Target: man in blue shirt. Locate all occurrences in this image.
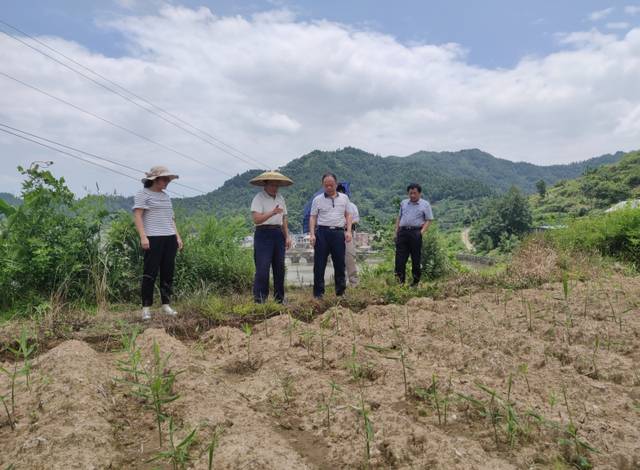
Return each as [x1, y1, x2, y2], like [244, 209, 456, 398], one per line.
[394, 183, 434, 286]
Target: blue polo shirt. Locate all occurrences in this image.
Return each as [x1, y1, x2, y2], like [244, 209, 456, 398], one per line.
[398, 198, 434, 227]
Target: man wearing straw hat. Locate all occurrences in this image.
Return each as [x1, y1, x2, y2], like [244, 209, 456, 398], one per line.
[250, 170, 293, 303]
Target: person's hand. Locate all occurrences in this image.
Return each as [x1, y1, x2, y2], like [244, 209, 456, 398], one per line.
[140, 235, 150, 250]
[285, 236, 292, 250]
[272, 205, 284, 216]
[177, 236, 184, 251]
[310, 234, 316, 247]
[345, 231, 352, 243]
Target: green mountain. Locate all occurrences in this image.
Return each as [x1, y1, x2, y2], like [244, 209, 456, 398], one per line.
[0, 193, 21, 207]
[175, 147, 625, 231]
[532, 150, 640, 223]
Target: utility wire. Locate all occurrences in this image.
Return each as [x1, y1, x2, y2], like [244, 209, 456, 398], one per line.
[0, 71, 233, 180]
[0, 122, 206, 195]
[0, 123, 192, 198]
[0, 19, 265, 170]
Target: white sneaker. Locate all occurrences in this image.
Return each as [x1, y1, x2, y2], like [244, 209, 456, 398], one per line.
[161, 304, 177, 317]
[142, 307, 152, 321]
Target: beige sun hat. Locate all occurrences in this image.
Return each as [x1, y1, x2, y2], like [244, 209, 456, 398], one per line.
[249, 170, 294, 187]
[141, 165, 179, 183]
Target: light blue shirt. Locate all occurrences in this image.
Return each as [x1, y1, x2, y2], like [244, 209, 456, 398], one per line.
[398, 198, 434, 227]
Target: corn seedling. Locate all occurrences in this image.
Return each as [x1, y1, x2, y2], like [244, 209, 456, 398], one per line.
[365, 343, 411, 396]
[241, 323, 253, 364]
[8, 329, 36, 391]
[591, 335, 600, 378]
[279, 373, 295, 407]
[350, 387, 374, 466]
[319, 317, 332, 368]
[300, 327, 316, 357]
[285, 314, 299, 347]
[206, 425, 225, 470]
[0, 362, 20, 419]
[518, 363, 531, 393]
[560, 385, 598, 468]
[148, 417, 198, 470]
[116, 328, 142, 383]
[432, 374, 442, 425]
[0, 394, 15, 430]
[130, 340, 181, 446]
[319, 380, 342, 432]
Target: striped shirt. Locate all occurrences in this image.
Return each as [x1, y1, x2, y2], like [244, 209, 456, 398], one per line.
[132, 189, 176, 236]
[348, 202, 360, 224]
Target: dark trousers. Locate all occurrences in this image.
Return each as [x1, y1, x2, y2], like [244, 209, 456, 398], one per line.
[142, 235, 178, 307]
[313, 227, 346, 298]
[395, 229, 422, 285]
[253, 227, 286, 303]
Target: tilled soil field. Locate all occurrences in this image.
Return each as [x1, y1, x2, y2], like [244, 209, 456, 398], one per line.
[1, 275, 639, 469]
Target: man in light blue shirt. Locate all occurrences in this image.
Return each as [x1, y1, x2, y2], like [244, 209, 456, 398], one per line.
[394, 183, 434, 285]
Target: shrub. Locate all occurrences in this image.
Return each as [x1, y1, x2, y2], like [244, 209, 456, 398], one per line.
[0, 167, 105, 310]
[548, 208, 640, 267]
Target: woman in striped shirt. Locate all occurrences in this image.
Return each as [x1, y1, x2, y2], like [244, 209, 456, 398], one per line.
[133, 166, 183, 320]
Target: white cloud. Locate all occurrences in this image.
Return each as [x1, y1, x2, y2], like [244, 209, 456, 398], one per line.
[589, 7, 614, 21]
[1, 5, 640, 196]
[606, 21, 631, 29]
[625, 5, 640, 15]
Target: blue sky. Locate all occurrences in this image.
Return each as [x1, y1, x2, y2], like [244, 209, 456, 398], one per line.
[6, 1, 636, 66]
[1, 1, 640, 195]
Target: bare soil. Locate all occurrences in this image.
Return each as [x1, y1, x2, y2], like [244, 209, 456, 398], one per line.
[1, 274, 639, 469]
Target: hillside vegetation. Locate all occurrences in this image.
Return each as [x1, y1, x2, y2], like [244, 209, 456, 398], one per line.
[532, 150, 640, 224]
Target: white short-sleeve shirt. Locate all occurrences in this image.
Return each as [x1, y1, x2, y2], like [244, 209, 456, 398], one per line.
[348, 202, 360, 224]
[251, 190, 287, 226]
[310, 192, 350, 227]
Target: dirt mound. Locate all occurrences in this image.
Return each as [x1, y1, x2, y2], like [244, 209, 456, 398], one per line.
[0, 340, 120, 469]
[2, 274, 639, 469]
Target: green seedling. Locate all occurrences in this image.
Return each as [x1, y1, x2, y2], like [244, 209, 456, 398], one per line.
[285, 314, 299, 347]
[350, 388, 374, 466]
[300, 328, 316, 357]
[319, 380, 342, 432]
[241, 323, 253, 364]
[591, 335, 600, 378]
[279, 373, 295, 407]
[148, 417, 197, 470]
[129, 340, 181, 446]
[518, 363, 531, 393]
[562, 271, 570, 301]
[319, 317, 332, 368]
[365, 343, 411, 396]
[560, 385, 598, 463]
[8, 329, 36, 391]
[0, 363, 19, 420]
[116, 328, 142, 383]
[206, 425, 225, 470]
[0, 394, 15, 430]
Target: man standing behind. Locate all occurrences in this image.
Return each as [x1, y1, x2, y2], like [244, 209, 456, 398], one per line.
[394, 183, 433, 286]
[250, 171, 293, 303]
[309, 173, 353, 298]
[337, 183, 360, 286]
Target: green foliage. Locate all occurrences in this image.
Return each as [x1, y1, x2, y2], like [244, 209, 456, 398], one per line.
[0, 167, 106, 310]
[421, 224, 454, 280]
[548, 208, 640, 267]
[536, 179, 547, 198]
[471, 186, 533, 253]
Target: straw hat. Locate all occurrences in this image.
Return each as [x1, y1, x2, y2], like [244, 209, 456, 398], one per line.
[249, 170, 293, 187]
[141, 166, 179, 183]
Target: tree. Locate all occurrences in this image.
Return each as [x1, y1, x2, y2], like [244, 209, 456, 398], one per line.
[536, 179, 546, 198]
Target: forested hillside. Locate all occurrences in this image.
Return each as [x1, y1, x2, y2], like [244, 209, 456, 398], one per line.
[532, 150, 640, 223]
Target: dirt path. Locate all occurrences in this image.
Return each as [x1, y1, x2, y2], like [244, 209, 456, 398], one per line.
[2, 275, 639, 469]
[461, 227, 474, 251]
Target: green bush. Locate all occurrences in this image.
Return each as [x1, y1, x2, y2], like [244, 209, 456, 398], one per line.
[0, 167, 105, 310]
[549, 208, 640, 267]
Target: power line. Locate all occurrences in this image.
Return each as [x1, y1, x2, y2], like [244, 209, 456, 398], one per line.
[0, 122, 206, 195]
[0, 71, 234, 180]
[0, 123, 201, 198]
[0, 19, 266, 170]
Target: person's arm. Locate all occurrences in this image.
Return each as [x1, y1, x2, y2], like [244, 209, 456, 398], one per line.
[251, 205, 283, 225]
[420, 219, 432, 235]
[344, 210, 353, 243]
[282, 215, 292, 249]
[172, 218, 184, 250]
[133, 208, 149, 250]
[309, 214, 317, 246]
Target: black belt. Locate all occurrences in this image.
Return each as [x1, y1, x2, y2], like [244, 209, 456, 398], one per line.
[255, 225, 282, 230]
[318, 225, 344, 231]
[400, 226, 422, 231]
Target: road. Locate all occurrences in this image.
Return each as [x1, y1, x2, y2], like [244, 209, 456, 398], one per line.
[461, 227, 474, 252]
